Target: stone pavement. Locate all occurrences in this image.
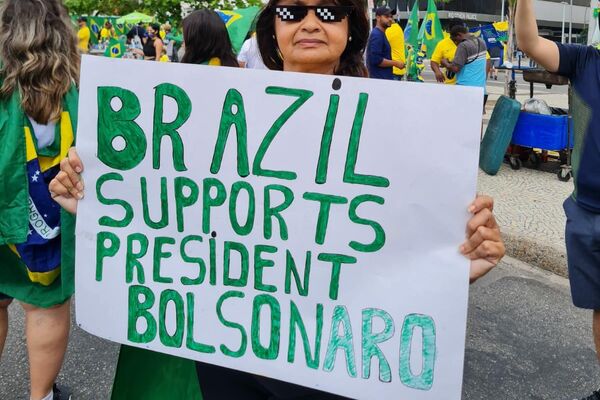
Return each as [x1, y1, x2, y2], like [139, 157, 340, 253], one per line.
[479, 74, 572, 277]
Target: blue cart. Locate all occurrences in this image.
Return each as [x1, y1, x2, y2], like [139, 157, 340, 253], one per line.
[505, 69, 573, 182]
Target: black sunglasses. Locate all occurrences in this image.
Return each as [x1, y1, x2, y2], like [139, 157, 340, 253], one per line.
[274, 5, 353, 23]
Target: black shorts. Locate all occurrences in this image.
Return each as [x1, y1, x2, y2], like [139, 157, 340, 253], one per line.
[196, 362, 351, 400]
[564, 197, 600, 309]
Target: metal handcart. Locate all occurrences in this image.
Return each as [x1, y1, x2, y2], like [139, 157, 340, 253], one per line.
[500, 67, 573, 182]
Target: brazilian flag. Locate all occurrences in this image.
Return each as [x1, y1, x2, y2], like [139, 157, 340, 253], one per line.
[417, 0, 444, 56]
[404, 0, 420, 52]
[216, 6, 260, 54]
[88, 17, 105, 45]
[104, 38, 126, 58]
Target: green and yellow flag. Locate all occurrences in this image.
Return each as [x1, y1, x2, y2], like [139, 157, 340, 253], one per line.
[104, 38, 126, 58]
[417, 0, 444, 56]
[217, 6, 260, 54]
[404, 0, 420, 51]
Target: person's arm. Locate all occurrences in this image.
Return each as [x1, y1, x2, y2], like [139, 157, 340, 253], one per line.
[430, 42, 445, 82]
[154, 39, 164, 61]
[237, 40, 250, 68]
[444, 43, 466, 73]
[515, 0, 559, 72]
[369, 32, 404, 69]
[431, 62, 445, 82]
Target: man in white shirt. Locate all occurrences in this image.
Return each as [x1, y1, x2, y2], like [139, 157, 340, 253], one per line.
[237, 35, 267, 69]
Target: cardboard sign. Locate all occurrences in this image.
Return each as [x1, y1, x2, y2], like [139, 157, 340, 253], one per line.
[75, 55, 483, 399]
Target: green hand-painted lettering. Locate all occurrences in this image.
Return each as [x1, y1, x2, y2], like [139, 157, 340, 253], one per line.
[362, 308, 394, 382]
[96, 231, 120, 282]
[97, 87, 146, 170]
[251, 294, 281, 360]
[303, 192, 348, 245]
[211, 89, 250, 177]
[349, 195, 386, 253]
[315, 94, 340, 184]
[288, 301, 323, 369]
[127, 285, 157, 343]
[343, 93, 390, 188]
[216, 290, 247, 358]
[126, 233, 148, 284]
[399, 314, 436, 390]
[263, 184, 294, 240]
[97, 173, 134, 228]
[152, 83, 191, 171]
[323, 305, 357, 377]
[252, 87, 313, 180]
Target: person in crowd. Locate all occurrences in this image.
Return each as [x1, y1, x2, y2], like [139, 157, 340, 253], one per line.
[0, 1, 79, 399]
[161, 23, 178, 61]
[488, 43, 503, 80]
[366, 6, 404, 79]
[127, 21, 147, 44]
[441, 25, 489, 109]
[76, 16, 90, 53]
[238, 32, 267, 69]
[430, 18, 466, 84]
[180, 9, 238, 66]
[385, 15, 406, 80]
[142, 23, 164, 61]
[50, 0, 505, 397]
[99, 21, 116, 43]
[516, 2, 600, 399]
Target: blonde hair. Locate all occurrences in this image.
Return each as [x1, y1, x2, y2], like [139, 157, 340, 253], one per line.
[0, 0, 80, 124]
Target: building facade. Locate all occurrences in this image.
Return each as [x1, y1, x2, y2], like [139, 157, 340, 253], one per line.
[391, 0, 597, 43]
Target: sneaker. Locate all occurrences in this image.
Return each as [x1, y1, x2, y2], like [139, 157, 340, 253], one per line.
[52, 383, 73, 400]
[577, 390, 600, 400]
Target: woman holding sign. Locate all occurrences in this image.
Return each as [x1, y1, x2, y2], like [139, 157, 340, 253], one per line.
[50, 0, 504, 397]
[0, 0, 78, 399]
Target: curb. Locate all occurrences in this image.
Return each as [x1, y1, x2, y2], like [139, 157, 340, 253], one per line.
[503, 231, 568, 278]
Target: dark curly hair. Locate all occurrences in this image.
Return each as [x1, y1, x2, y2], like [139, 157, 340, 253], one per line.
[181, 9, 238, 67]
[256, 0, 368, 77]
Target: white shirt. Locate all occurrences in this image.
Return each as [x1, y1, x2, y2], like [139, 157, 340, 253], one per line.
[237, 37, 267, 70]
[27, 116, 56, 150]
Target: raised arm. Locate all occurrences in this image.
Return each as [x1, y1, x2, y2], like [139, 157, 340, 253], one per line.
[515, 0, 560, 72]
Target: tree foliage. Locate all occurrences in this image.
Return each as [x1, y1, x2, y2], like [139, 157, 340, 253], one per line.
[64, 0, 263, 24]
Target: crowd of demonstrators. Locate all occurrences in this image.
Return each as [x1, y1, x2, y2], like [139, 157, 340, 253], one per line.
[366, 6, 404, 80]
[0, 0, 79, 399]
[516, 1, 600, 400]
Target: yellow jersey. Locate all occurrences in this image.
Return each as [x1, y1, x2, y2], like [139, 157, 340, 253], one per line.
[77, 26, 90, 53]
[385, 23, 407, 76]
[100, 28, 115, 41]
[430, 37, 457, 84]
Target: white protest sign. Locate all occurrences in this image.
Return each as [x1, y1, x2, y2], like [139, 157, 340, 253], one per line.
[75, 55, 483, 399]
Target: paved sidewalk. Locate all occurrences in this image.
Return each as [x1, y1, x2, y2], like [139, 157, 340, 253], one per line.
[480, 76, 572, 277]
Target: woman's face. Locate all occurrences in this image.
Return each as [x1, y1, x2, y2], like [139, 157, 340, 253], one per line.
[274, 0, 350, 74]
[147, 26, 157, 38]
